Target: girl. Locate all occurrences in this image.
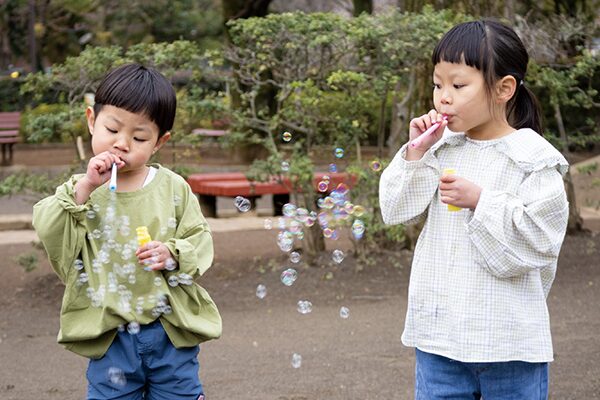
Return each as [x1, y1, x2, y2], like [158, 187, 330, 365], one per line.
[379, 20, 569, 399]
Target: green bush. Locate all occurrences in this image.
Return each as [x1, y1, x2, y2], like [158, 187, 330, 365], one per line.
[21, 103, 87, 143]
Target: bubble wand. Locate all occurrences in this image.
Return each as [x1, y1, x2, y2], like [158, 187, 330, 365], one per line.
[109, 163, 117, 192]
[410, 115, 448, 148]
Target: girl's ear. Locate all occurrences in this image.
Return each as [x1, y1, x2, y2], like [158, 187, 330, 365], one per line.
[85, 107, 95, 136]
[496, 76, 517, 104]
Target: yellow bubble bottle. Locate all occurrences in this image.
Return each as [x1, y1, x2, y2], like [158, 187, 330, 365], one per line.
[136, 226, 152, 247]
[442, 169, 462, 212]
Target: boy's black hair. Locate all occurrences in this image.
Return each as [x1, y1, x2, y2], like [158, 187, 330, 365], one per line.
[93, 63, 176, 138]
[432, 19, 542, 134]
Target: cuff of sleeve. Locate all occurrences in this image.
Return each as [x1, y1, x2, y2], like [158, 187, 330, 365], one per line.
[465, 188, 504, 234]
[164, 236, 214, 277]
[55, 175, 92, 221]
[396, 143, 440, 172]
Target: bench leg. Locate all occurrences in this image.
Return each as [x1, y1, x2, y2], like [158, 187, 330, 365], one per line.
[272, 194, 290, 216]
[1, 144, 7, 166]
[197, 195, 217, 218]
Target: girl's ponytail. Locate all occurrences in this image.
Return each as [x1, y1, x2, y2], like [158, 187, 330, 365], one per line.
[507, 82, 542, 134]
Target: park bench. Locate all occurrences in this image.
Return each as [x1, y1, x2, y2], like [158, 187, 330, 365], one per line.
[186, 172, 354, 218]
[0, 112, 21, 166]
[191, 128, 228, 138]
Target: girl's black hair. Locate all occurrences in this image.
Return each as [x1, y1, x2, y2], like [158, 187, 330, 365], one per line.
[432, 19, 542, 134]
[93, 63, 176, 137]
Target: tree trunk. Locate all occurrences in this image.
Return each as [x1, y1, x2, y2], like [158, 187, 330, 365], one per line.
[352, 0, 372, 15]
[387, 72, 415, 156]
[553, 101, 569, 151]
[28, 0, 37, 72]
[376, 85, 388, 158]
[564, 169, 584, 233]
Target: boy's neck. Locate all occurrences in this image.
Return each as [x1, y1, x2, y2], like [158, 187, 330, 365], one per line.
[112, 165, 151, 192]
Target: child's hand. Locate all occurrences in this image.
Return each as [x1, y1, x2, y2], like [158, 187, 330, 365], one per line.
[439, 173, 482, 210]
[408, 109, 448, 152]
[84, 151, 125, 189]
[136, 241, 178, 271]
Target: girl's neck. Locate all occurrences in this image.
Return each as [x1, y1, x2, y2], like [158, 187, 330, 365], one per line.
[465, 118, 515, 141]
[112, 165, 150, 192]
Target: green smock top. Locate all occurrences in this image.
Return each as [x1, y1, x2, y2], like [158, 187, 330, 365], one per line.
[33, 164, 222, 358]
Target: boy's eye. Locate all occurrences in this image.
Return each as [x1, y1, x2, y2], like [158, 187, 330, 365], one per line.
[134, 138, 147, 142]
[106, 127, 117, 133]
[453, 84, 465, 89]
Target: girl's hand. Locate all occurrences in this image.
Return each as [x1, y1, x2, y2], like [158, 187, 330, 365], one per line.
[408, 109, 448, 152]
[136, 241, 178, 271]
[84, 151, 125, 189]
[439, 173, 482, 210]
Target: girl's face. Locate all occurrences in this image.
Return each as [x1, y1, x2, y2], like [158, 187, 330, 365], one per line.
[433, 61, 509, 138]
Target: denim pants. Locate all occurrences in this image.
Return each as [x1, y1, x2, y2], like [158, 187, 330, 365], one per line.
[87, 320, 204, 400]
[415, 348, 548, 400]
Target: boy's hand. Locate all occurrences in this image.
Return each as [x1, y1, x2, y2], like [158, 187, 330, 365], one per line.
[84, 151, 125, 189]
[136, 241, 178, 271]
[439, 173, 482, 210]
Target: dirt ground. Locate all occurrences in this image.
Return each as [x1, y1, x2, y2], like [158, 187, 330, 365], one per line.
[0, 228, 598, 400]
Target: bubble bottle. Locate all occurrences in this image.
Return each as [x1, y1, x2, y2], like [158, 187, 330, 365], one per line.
[136, 226, 152, 247]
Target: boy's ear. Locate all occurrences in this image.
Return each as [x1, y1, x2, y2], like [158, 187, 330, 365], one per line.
[153, 131, 171, 153]
[85, 107, 95, 135]
[496, 75, 517, 104]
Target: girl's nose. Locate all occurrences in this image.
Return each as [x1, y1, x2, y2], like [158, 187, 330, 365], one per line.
[441, 91, 452, 105]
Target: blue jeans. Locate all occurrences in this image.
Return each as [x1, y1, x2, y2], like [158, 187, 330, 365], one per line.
[87, 320, 204, 400]
[415, 348, 548, 400]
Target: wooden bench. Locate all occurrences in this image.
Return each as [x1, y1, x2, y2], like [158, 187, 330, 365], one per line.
[186, 172, 354, 218]
[0, 112, 21, 166]
[191, 128, 228, 138]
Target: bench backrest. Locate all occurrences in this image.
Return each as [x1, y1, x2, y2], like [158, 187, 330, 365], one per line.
[0, 112, 21, 130]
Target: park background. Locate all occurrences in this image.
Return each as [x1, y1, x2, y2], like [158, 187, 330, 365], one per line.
[0, 0, 599, 399]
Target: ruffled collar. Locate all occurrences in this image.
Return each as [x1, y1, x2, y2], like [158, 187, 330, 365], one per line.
[431, 128, 569, 176]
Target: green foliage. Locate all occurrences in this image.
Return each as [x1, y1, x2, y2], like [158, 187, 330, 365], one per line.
[21, 103, 86, 143]
[577, 162, 598, 175]
[0, 170, 75, 199]
[13, 251, 39, 273]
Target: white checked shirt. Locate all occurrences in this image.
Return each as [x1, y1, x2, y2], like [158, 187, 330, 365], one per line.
[379, 128, 569, 363]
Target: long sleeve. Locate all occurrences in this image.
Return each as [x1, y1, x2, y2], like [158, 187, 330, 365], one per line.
[32, 175, 88, 282]
[379, 143, 440, 226]
[466, 166, 568, 278]
[164, 184, 214, 277]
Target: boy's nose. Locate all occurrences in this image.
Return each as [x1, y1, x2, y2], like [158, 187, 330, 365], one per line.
[113, 137, 129, 152]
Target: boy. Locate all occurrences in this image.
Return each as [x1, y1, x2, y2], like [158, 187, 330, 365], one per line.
[33, 63, 221, 399]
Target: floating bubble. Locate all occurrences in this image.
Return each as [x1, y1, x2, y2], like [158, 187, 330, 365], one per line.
[339, 306, 350, 319]
[289, 251, 301, 264]
[256, 284, 267, 299]
[352, 219, 365, 239]
[167, 217, 177, 229]
[317, 181, 328, 192]
[329, 163, 338, 173]
[370, 160, 382, 172]
[234, 196, 252, 212]
[295, 208, 309, 223]
[78, 272, 89, 284]
[344, 202, 354, 214]
[317, 198, 326, 208]
[86, 210, 96, 219]
[297, 300, 313, 314]
[281, 161, 290, 172]
[173, 195, 182, 206]
[74, 259, 84, 271]
[135, 305, 143, 315]
[165, 258, 177, 271]
[127, 322, 140, 335]
[92, 204, 100, 212]
[332, 249, 345, 264]
[353, 205, 366, 217]
[108, 367, 127, 387]
[334, 147, 344, 158]
[282, 131, 292, 142]
[291, 353, 302, 368]
[280, 268, 298, 286]
[277, 233, 294, 252]
[322, 197, 335, 209]
[128, 274, 136, 285]
[167, 275, 179, 287]
[335, 183, 350, 196]
[282, 203, 297, 217]
[323, 227, 334, 238]
[92, 229, 102, 239]
[153, 277, 162, 287]
[178, 273, 193, 285]
[264, 218, 273, 230]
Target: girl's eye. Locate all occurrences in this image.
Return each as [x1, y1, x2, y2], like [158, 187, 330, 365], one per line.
[453, 84, 465, 89]
[106, 127, 117, 133]
[432, 84, 441, 90]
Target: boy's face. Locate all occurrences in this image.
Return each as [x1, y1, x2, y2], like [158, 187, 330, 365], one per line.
[86, 105, 170, 173]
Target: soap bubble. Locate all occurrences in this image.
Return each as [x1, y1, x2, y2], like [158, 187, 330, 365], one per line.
[92, 229, 102, 239]
[92, 204, 100, 212]
[234, 196, 251, 212]
[281, 161, 290, 172]
[74, 259, 84, 271]
[173, 195, 182, 206]
[332, 249, 345, 264]
[165, 258, 177, 271]
[167, 217, 177, 229]
[153, 277, 162, 287]
[323, 228, 334, 238]
[317, 181, 328, 192]
[334, 147, 344, 158]
[78, 272, 89, 284]
[167, 275, 179, 287]
[280, 268, 298, 286]
[282, 203, 297, 217]
[256, 284, 267, 299]
[86, 210, 96, 219]
[353, 205, 366, 217]
[282, 131, 292, 142]
[107, 367, 127, 387]
[370, 160, 382, 172]
[291, 353, 302, 368]
[128, 275, 136, 285]
[264, 218, 273, 230]
[329, 163, 337, 173]
[352, 219, 365, 239]
[178, 273, 193, 286]
[339, 306, 350, 319]
[127, 322, 140, 335]
[297, 300, 313, 314]
[289, 251, 301, 264]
